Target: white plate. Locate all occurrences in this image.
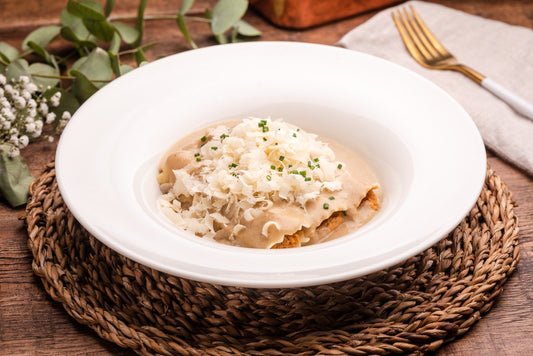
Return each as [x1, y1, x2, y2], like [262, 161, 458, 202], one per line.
[56, 42, 486, 288]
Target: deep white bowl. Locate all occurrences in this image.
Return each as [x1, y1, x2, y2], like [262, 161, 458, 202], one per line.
[56, 41, 486, 288]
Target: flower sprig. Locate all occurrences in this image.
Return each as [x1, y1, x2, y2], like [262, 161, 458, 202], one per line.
[0, 0, 260, 207]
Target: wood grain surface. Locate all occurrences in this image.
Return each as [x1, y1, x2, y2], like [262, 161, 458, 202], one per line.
[1, 0, 533, 354]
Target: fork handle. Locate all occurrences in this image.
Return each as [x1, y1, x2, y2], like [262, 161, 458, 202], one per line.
[481, 78, 533, 121]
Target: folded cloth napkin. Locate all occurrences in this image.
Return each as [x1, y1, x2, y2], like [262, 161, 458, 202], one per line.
[338, 0, 533, 176]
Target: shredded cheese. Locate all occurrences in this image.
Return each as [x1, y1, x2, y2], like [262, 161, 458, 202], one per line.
[159, 117, 345, 239]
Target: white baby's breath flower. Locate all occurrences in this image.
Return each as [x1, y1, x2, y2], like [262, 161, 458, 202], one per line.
[22, 89, 31, 101]
[50, 92, 61, 107]
[39, 102, 49, 115]
[45, 112, 56, 124]
[61, 111, 71, 120]
[25, 82, 38, 94]
[25, 123, 36, 133]
[18, 135, 29, 147]
[14, 96, 26, 109]
[8, 146, 20, 157]
[19, 76, 30, 85]
[27, 98, 37, 109]
[28, 108, 37, 118]
[0, 74, 6, 85]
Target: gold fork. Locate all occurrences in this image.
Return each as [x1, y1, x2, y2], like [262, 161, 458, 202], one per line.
[392, 6, 533, 121]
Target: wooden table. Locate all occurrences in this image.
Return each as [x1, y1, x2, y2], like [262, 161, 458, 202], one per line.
[1, 0, 532, 354]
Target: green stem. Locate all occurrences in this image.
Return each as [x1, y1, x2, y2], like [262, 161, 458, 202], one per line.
[109, 12, 211, 23]
[31, 73, 111, 83]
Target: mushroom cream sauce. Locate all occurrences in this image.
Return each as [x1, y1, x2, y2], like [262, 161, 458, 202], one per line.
[157, 118, 380, 249]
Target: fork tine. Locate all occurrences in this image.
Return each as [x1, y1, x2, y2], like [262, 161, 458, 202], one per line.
[396, 10, 432, 62]
[402, 8, 440, 59]
[392, 11, 427, 65]
[409, 5, 449, 57]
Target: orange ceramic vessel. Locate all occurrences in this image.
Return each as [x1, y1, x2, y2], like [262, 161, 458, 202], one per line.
[250, 0, 403, 29]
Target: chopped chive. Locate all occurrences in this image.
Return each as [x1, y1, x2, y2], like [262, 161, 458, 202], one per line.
[266, 175, 272, 181]
[313, 158, 319, 162]
[229, 163, 237, 168]
[305, 177, 312, 182]
[308, 161, 315, 169]
[279, 155, 285, 161]
[337, 163, 343, 169]
[323, 203, 329, 209]
[278, 167, 283, 172]
[200, 135, 207, 142]
[270, 165, 276, 170]
[288, 164, 293, 168]
[220, 133, 228, 139]
[292, 133, 297, 137]
[275, 142, 279, 146]
[329, 196, 335, 200]
[263, 137, 267, 141]
[290, 170, 299, 174]
[297, 128, 300, 132]
[211, 146, 218, 150]
[299, 170, 306, 177]
[196, 157, 201, 162]
[316, 164, 320, 168]
[194, 153, 200, 157]
[262, 126, 269, 132]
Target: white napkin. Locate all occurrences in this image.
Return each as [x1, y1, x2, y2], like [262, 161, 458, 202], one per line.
[338, 0, 533, 176]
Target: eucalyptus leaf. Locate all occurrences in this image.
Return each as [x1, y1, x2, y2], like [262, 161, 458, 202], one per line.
[43, 88, 80, 118]
[29, 62, 60, 88]
[82, 18, 116, 42]
[0, 42, 20, 62]
[132, 0, 147, 48]
[109, 32, 121, 54]
[5, 59, 31, 81]
[180, 0, 195, 14]
[69, 47, 112, 88]
[60, 26, 97, 53]
[60, 8, 91, 40]
[104, 0, 115, 17]
[70, 56, 88, 71]
[27, 41, 57, 68]
[22, 25, 61, 51]
[176, 13, 197, 49]
[119, 64, 134, 75]
[235, 20, 261, 37]
[211, 0, 248, 35]
[70, 69, 99, 103]
[67, 0, 106, 20]
[0, 144, 34, 207]
[113, 22, 139, 44]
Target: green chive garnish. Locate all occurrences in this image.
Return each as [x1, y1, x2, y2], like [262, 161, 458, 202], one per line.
[279, 156, 285, 161]
[201, 136, 207, 142]
[337, 163, 343, 169]
[323, 203, 329, 209]
[266, 175, 272, 181]
[329, 196, 335, 200]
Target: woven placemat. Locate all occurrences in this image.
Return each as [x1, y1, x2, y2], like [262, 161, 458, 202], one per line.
[25, 162, 519, 355]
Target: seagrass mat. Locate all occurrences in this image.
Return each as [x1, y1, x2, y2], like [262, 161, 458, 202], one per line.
[25, 162, 519, 355]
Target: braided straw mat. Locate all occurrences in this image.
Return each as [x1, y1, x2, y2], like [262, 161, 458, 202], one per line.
[25, 162, 519, 355]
